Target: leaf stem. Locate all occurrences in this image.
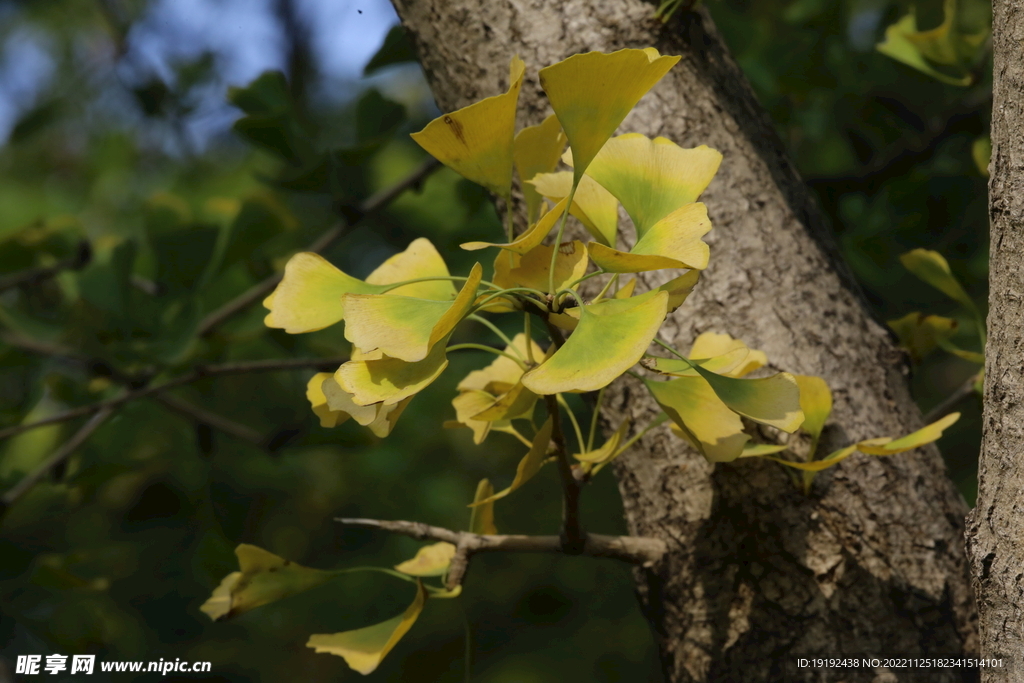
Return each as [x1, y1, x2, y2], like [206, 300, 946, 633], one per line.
[593, 273, 619, 302]
[467, 314, 519, 358]
[547, 186, 578, 296]
[523, 313, 535, 365]
[594, 413, 669, 475]
[377, 275, 500, 295]
[446, 344, 527, 370]
[544, 394, 585, 554]
[556, 394, 585, 454]
[587, 386, 606, 453]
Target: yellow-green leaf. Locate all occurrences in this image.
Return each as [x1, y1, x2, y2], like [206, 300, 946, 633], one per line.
[972, 135, 991, 178]
[887, 312, 959, 363]
[335, 338, 449, 406]
[899, 249, 977, 313]
[462, 197, 569, 254]
[342, 264, 481, 362]
[575, 134, 722, 235]
[394, 543, 456, 577]
[307, 581, 427, 675]
[322, 376, 413, 438]
[645, 347, 751, 377]
[876, 9, 975, 86]
[529, 171, 619, 246]
[587, 202, 711, 272]
[469, 479, 498, 535]
[522, 290, 669, 394]
[457, 333, 541, 393]
[472, 381, 537, 422]
[655, 270, 701, 313]
[763, 445, 859, 472]
[307, 372, 351, 428]
[514, 114, 568, 223]
[364, 238, 457, 301]
[794, 375, 832, 443]
[936, 338, 985, 364]
[539, 48, 680, 182]
[506, 241, 588, 293]
[647, 377, 750, 462]
[411, 56, 526, 197]
[856, 412, 960, 455]
[574, 419, 629, 465]
[470, 417, 553, 506]
[200, 544, 335, 621]
[451, 390, 500, 444]
[739, 443, 790, 457]
[688, 332, 767, 378]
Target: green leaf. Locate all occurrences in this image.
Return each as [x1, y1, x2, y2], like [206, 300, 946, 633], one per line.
[793, 375, 832, 443]
[646, 376, 750, 462]
[972, 135, 991, 177]
[689, 363, 804, 433]
[356, 89, 406, 143]
[899, 249, 978, 314]
[364, 25, 418, 76]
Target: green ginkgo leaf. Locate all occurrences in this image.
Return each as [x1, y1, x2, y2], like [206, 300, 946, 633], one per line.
[343, 264, 482, 362]
[411, 56, 526, 197]
[200, 545, 336, 621]
[470, 417, 553, 506]
[264, 238, 453, 333]
[394, 543, 456, 577]
[587, 202, 712, 272]
[655, 270, 701, 312]
[469, 479, 498, 535]
[876, 9, 975, 86]
[514, 114, 567, 223]
[539, 48, 680, 182]
[335, 338, 450, 407]
[572, 134, 722, 235]
[764, 445, 859, 472]
[307, 581, 427, 675]
[645, 347, 751, 377]
[688, 363, 804, 433]
[972, 136, 991, 178]
[529, 171, 619, 246]
[522, 289, 669, 394]
[647, 376, 750, 462]
[887, 312, 959, 363]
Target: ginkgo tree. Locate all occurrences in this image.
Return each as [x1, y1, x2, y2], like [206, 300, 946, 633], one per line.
[202, 48, 960, 675]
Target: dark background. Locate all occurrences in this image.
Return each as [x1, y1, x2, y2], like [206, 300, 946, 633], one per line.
[0, 0, 990, 680]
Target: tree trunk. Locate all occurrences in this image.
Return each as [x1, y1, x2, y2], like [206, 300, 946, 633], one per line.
[390, 1, 978, 680]
[965, 0, 1024, 678]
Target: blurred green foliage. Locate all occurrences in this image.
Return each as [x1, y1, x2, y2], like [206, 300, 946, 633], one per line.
[0, 0, 990, 681]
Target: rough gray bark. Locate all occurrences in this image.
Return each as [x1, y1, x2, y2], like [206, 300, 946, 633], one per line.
[390, 1, 978, 680]
[966, 0, 1024, 678]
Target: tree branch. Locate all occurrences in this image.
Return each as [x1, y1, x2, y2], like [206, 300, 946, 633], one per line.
[0, 406, 116, 515]
[544, 394, 585, 555]
[196, 157, 441, 337]
[337, 517, 667, 590]
[0, 357, 348, 442]
[154, 394, 264, 447]
[0, 240, 91, 294]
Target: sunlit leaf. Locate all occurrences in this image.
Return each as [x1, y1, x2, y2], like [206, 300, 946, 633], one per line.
[321, 376, 412, 437]
[655, 270, 701, 312]
[887, 312, 959, 363]
[514, 114, 568, 223]
[363, 238, 456, 300]
[688, 332, 767, 378]
[411, 56, 525, 197]
[587, 202, 711, 272]
[506, 241, 588, 292]
[472, 381, 537, 422]
[200, 545, 335, 621]
[522, 290, 669, 394]
[394, 543, 456, 577]
[856, 412, 961, 455]
[690, 363, 804, 433]
[647, 377, 750, 462]
[470, 417, 553, 505]
[469, 479, 498, 535]
[645, 347, 750, 377]
[572, 134, 722, 235]
[306, 372, 351, 428]
[457, 333, 542, 393]
[462, 197, 569, 254]
[529, 171, 619, 245]
[307, 581, 427, 675]
[335, 339, 449, 406]
[539, 48, 680, 182]
[794, 375, 832, 443]
[574, 419, 629, 464]
[343, 264, 482, 362]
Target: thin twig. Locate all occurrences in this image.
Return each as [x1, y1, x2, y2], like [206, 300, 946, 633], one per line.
[0, 241, 91, 294]
[0, 357, 348, 441]
[155, 395, 264, 447]
[0, 406, 117, 514]
[924, 371, 982, 424]
[336, 518, 667, 590]
[196, 157, 441, 337]
[544, 394, 584, 554]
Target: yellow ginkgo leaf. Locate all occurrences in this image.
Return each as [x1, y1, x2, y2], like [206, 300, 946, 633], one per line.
[264, 238, 453, 334]
[574, 419, 630, 465]
[506, 241, 588, 293]
[514, 114, 567, 223]
[587, 202, 711, 272]
[457, 333, 543, 393]
[450, 390, 518, 444]
[472, 381, 537, 422]
[856, 412, 960, 455]
[613, 278, 637, 299]
[411, 57, 526, 197]
[876, 11, 974, 86]
[307, 372, 351, 428]
[462, 197, 570, 254]
[763, 445, 859, 472]
[307, 581, 427, 675]
[470, 417, 553, 506]
[321, 376, 412, 438]
[689, 363, 804, 433]
[522, 290, 669, 394]
[343, 264, 482, 362]
[539, 48, 680, 182]
[336, 339, 450, 407]
[739, 443, 790, 457]
[200, 545, 336, 621]
[688, 332, 767, 378]
[529, 171, 619, 245]
[645, 347, 751, 378]
[647, 377, 750, 462]
[887, 312, 959, 363]
[394, 543, 456, 577]
[469, 479, 498, 535]
[794, 375, 832, 443]
[656, 270, 701, 312]
[574, 134, 722, 235]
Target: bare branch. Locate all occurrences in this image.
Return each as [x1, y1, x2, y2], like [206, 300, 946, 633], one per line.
[0, 357, 348, 442]
[544, 394, 585, 554]
[0, 406, 117, 515]
[924, 371, 982, 424]
[197, 157, 441, 337]
[0, 241, 91, 294]
[155, 394, 264, 447]
[337, 517, 667, 589]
